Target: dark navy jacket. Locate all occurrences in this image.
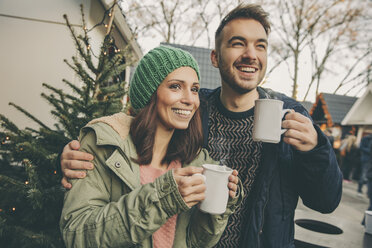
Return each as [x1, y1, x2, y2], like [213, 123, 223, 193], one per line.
[199, 87, 343, 248]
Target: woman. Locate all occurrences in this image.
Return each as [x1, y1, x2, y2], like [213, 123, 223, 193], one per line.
[60, 46, 242, 248]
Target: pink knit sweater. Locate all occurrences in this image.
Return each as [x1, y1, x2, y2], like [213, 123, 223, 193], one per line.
[139, 161, 181, 248]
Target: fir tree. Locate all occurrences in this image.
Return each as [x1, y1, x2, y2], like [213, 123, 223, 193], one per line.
[0, 3, 135, 247]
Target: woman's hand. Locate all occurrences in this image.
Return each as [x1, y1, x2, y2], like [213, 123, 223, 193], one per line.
[228, 170, 239, 198]
[173, 166, 206, 208]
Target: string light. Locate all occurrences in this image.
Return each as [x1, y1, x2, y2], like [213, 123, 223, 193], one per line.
[54, 171, 57, 175]
[12, 207, 15, 211]
[104, 24, 108, 28]
[109, 13, 112, 17]
[25, 181, 29, 185]
[20, 147, 23, 151]
[5, 136, 10, 140]
[87, 45, 91, 50]
[104, 52, 107, 55]
[117, 49, 120, 52]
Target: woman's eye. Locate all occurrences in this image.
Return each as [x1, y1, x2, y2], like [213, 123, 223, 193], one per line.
[169, 84, 181, 89]
[191, 86, 200, 92]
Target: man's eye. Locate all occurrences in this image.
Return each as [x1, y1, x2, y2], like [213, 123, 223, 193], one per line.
[232, 42, 244, 47]
[257, 44, 267, 50]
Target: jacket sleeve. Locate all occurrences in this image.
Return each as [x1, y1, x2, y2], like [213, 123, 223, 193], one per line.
[291, 107, 343, 213]
[184, 149, 244, 247]
[60, 129, 190, 247]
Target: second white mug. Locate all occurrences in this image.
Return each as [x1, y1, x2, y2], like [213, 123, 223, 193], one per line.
[253, 99, 291, 143]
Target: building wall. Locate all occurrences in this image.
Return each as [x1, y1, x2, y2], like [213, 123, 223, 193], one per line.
[0, 0, 136, 130]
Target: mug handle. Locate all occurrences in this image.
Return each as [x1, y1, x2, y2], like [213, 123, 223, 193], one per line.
[280, 109, 292, 134]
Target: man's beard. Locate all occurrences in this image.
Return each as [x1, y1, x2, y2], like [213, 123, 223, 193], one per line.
[219, 64, 258, 94]
[218, 56, 264, 94]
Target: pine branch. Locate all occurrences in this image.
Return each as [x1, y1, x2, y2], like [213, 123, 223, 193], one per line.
[0, 175, 27, 205]
[61, 79, 83, 96]
[71, 56, 96, 88]
[8, 103, 51, 131]
[0, 114, 22, 135]
[79, 4, 94, 67]
[63, 58, 95, 91]
[63, 14, 98, 74]
[0, 223, 63, 248]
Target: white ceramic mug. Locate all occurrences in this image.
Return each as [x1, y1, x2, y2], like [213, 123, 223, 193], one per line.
[198, 164, 233, 215]
[253, 99, 291, 143]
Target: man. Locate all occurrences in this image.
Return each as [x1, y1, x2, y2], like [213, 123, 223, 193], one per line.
[358, 133, 372, 194]
[60, 4, 342, 247]
[361, 134, 372, 226]
[367, 142, 372, 211]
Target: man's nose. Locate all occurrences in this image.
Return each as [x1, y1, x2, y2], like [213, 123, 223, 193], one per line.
[242, 45, 257, 60]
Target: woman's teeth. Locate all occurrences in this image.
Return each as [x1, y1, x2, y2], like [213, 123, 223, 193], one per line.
[173, 109, 191, 116]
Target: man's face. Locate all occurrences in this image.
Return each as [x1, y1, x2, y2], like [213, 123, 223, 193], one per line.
[211, 18, 268, 94]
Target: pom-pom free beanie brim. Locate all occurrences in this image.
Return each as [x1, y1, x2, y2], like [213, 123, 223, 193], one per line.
[129, 46, 200, 111]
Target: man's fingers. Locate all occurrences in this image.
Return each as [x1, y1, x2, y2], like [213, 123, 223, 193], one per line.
[64, 169, 86, 179]
[61, 177, 72, 189]
[282, 119, 307, 133]
[285, 112, 309, 123]
[61, 150, 94, 161]
[62, 159, 94, 170]
[283, 128, 306, 142]
[68, 140, 81, 150]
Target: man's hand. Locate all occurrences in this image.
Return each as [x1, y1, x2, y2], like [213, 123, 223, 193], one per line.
[173, 166, 205, 208]
[282, 111, 318, 152]
[60, 140, 94, 189]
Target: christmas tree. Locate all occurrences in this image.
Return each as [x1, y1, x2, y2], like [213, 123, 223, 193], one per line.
[0, 3, 136, 247]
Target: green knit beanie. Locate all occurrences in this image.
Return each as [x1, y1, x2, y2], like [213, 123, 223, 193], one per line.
[129, 45, 200, 111]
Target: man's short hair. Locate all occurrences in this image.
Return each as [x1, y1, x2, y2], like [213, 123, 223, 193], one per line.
[215, 4, 271, 50]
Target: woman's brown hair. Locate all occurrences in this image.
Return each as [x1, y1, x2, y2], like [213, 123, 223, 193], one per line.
[130, 93, 203, 165]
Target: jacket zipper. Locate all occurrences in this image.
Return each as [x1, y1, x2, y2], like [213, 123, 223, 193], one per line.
[257, 184, 270, 247]
[256, 145, 277, 247]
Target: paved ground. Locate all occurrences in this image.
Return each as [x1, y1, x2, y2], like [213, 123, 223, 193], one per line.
[294, 180, 372, 248]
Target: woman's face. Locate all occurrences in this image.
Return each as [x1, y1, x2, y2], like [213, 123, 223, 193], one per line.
[156, 66, 200, 131]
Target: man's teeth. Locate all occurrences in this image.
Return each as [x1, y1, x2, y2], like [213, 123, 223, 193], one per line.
[240, 67, 256, 72]
[173, 109, 191, 115]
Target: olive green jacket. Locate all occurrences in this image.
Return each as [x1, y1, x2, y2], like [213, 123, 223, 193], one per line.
[60, 113, 243, 248]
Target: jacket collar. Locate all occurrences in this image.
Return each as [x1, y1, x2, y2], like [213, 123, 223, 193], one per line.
[82, 113, 141, 190]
